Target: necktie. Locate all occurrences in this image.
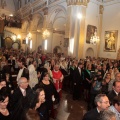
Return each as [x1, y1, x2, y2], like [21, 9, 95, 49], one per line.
[23, 90, 26, 96]
[79, 68, 81, 75]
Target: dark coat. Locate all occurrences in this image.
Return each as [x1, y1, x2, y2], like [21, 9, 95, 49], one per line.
[107, 90, 120, 104]
[73, 67, 83, 84]
[9, 86, 35, 120]
[82, 108, 100, 120]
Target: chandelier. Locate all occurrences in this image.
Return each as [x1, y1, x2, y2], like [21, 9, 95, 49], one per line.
[90, 29, 100, 45]
[42, 29, 50, 39]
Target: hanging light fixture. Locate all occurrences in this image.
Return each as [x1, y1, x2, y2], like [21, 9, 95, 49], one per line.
[42, 29, 50, 39]
[90, 29, 100, 45]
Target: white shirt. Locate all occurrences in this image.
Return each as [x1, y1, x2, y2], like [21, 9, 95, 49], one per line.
[17, 67, 25, 81]
[114, 90, 119, 96]
[78, 67, 81, 75]
[20, 87, 26, 96]
[109, 105, 120, 120]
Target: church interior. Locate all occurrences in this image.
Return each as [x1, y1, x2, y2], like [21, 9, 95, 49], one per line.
[0, 0, 120, 59]
[0, 0, 120, 120]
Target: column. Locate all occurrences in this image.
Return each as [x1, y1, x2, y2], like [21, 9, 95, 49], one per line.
[66, 0, 89, 59]
[97, 5, 103, 57]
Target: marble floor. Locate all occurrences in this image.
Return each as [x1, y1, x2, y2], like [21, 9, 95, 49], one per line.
[53, 91, 87, 120]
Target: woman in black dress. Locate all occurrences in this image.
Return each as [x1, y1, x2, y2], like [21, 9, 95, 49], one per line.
[0, 87, 10, 120]
[34, 72, 59, 119]
[83, 64, 92, 101]
[36, 88, 49, 120]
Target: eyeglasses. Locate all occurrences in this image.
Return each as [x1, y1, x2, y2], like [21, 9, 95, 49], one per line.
[100, 101, 110, 104]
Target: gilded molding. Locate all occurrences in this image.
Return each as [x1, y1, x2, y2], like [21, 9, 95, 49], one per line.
[99, 5, 104, 14]
[66, 0, 90, 6]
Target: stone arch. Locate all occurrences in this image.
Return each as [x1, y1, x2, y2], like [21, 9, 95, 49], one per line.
[85, 47, 94, 58]
[53, 46, 62, 54]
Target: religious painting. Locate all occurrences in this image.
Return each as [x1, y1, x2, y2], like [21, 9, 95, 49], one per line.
[0, 19, 4, 33]
[64, 38, 69, 47]
[86, 25, 97, 43]
[5, 37, 13, 49]
[104, 30, 118, 52]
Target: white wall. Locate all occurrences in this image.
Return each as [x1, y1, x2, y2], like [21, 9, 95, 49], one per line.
[83, 0, 100, 58]
[99, 1, 120, 59]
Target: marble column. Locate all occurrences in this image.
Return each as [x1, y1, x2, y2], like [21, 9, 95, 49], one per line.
[66, 0, 89, 59]
[97, 5, 103, 57]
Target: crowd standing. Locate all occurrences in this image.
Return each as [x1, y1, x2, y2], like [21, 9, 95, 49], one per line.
[0, 48, 120, 120]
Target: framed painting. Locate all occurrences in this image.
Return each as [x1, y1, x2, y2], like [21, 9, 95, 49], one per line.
[5, 37, 13, 49]
[86, 25, 97, 43]
[104, 30, 118, 52]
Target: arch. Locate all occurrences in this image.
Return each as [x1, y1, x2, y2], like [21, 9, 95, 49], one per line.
[85, 47, 94, 58]
[53, 46, 62, 54]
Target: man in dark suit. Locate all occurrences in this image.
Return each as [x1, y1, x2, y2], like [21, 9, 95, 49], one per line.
[82, 94, 110, 120]
[9, 77, 35, 120]
[107, 81, 120, 104]
[8, 55, 15, 71]
[17, 58, 29, 81]
[73, 62, 84, 100]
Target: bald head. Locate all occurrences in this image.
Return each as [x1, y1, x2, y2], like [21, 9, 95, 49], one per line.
[17, 77, 29, 89]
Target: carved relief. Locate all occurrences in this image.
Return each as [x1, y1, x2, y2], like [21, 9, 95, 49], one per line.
[99, 5, 104, 14]
[66, 0, 90, 6]
[117, 47, 120, 60]
[22, 20, 29, 32]
[30, 14, 40, 31]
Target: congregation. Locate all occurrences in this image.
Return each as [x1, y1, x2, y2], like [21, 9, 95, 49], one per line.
[0, 48, 120, 120]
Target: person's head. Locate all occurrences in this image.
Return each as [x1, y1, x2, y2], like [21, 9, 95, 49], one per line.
[17, 77, 29, 89]
[42, 72, 49, 81]
[78, 62, 83, 69]
[115, 73, 120, 81]
[99, 110, 116, 120]
[94, 94, 110, 111]
[105, 73, 111, 79]
[54, 64, 60, 71]
[86, 64, 91, 70]
[113, 81, 120, 93]
[108, 68, 113, 74]
[0, 79, 6, 89]
[18, 61, 24, 69]
[36, 88, 45, 104]
[31, 88, 46, 110]
[25, 109, 40, 120]
[0, 87, 9, 109]
[10, 55, 13, 60]
[32, 60, 37, 67]
[112, 96, 120, 112]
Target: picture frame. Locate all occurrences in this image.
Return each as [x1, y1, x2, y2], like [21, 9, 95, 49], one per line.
[86, 25, 97, 43]
[104, 30, 118, 52]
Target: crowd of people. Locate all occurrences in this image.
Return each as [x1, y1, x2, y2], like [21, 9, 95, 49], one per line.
[0, 48, 120, 120]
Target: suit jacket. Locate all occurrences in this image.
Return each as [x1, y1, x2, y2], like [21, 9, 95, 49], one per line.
[107, 90, 120, 104]
[73, 67, 83, 85]
[82, 108, 100, 120]
[9, 86, 35, 120]
[8, 59, 15, 66]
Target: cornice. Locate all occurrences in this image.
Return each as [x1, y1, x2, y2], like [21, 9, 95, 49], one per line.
[66, 0, 90, 6]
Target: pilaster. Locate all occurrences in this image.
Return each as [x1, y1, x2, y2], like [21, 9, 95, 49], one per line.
[66, 0, 89, 59]
[97, 5, 103, 57]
